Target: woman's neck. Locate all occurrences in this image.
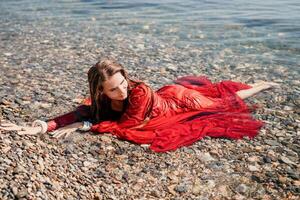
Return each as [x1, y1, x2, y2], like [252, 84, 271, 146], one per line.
[111, 100, 124, 112]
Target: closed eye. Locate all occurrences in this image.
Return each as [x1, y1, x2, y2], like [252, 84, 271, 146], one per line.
[110, 79, 125, 92]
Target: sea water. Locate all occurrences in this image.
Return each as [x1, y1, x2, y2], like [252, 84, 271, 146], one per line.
[0, 0, 299, 72]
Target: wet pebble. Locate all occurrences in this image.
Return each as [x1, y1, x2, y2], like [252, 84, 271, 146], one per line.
[175, 183, 188, 193]
[280, 156, 296, 166]
[236, 184, 248, 194]
[198, 152, 215, 162]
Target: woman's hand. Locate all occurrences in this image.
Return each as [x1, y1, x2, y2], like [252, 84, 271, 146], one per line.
[49, 122, 83, 139]
[0, 121, 42, 135]
[0, 121, 84, 139]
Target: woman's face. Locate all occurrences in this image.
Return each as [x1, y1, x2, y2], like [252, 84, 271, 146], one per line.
[102, 72, 128, 101]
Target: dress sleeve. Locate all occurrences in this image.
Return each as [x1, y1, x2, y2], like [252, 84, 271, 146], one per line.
[118, 83, 153, 128]
[47, 104, 91, 132]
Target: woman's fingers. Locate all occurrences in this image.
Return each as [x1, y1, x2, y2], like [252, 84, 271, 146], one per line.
[0, 122, 23, 132]
[51, 129, 73, 139]
[49, 127, 78, 139]
[0, 122, 19, 128]
[267, 82, 280, 87]
[50, 130, 66, 138]
[251, 81, 280, 88]
[249, 81, 264, 87]
[64, 131, 73, 138]
[18, 127, 41, 135]
[0, 122, 79, 138]
[0, 126, 22, 131]
[0, 122, 14, 127]
[18, 130, 38, 135]
[262, 82, 280, 90]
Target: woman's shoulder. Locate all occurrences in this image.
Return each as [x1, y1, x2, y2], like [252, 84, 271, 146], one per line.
[129, 80, 151, 91]
[128, 80, 152, 100]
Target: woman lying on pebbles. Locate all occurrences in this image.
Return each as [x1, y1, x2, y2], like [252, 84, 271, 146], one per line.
[0, 58, 279, 152]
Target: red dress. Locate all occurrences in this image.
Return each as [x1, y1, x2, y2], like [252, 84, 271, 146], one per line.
[47, 76, 264, 152]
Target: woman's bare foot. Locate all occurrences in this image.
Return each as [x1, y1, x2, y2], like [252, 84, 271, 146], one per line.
[249, 81, 265, 87]
[237, 81, 280, 99]
[250, 81, 280, 90]
[260, 81, 280, 90]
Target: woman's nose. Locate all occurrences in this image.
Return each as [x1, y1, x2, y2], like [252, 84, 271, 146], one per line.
[118, 86, 126, 94]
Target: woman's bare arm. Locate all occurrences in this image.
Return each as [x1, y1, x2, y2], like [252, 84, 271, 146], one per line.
[0, 104, 92, 138]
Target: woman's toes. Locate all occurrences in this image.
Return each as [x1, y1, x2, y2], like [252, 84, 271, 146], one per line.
[250, 81, 267, 87]
[267, 82, 280, 87]
[261, 82, 280, 90]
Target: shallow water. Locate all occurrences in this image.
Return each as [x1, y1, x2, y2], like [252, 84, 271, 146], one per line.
[0, 0, 299, 72]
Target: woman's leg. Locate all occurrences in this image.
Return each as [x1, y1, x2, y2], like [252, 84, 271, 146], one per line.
[236, 81, 279, 100]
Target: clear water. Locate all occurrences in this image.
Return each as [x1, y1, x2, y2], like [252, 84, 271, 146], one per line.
[0, 0, 299, 71]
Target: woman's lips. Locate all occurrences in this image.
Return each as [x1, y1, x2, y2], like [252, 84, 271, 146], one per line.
[120, 94, 127, 99]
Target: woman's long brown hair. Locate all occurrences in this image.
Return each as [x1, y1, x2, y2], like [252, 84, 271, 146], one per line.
[88, 58, 138, 122]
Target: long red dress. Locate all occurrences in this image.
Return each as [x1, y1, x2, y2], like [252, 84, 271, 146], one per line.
[47, 76, 264, 152]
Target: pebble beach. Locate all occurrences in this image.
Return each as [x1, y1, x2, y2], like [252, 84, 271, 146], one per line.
[0, 0, 299, 199]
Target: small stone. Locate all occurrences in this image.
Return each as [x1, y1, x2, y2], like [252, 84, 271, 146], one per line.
[160, 68, 167, 74]
[1, 99, 11, 105]
[40, 102, 52, 109]
[283, 106, 294, 111]
[264, 140, 280, 146]
[287, 171, 299, 180]
[247, 156, 259, 163]
[167, 174, 179, 183]
[4, 158, 12, 165]
[4, 52, 12, 56]
[11, 186, 18, 196]
[192, 180, 201, 195]
[41, 40, 50, 44]
[2, 146, 11, 153]
[293, 180, 300, 186]
[143, 25, 150, 30]
[3, 138, 12, 145]
[167, 184, 177, 195]
[206, 180, 216, 188]
[198, 152, 215, 162]
[248, 165, 260, 172]
[150, 190, 160, 198]
[72, 98, 84, 104]
[166, 64, 178, 71]
[278, 175, 287, 184]
[105, 146, 115, 151]
[280, 156, 296, 165]
[218, 185, 229, 197]
[233, 194, 246, 200]
[83, 161, 92, 167]
[209, 149, 219, 156]
[14, 165, 26, 174]
[100, 135, 112, 143]
[23, 140, 34, 148]
[251, 175, 262, 183]
[94, 192, 101, 200]
[263, 156, 272, 163]
[175, 184, 187, 193]
[14, 98, 23, 105]
[16, 188, 28, 198]
[137, 43, 145, 50]
[140, 144, 150, 149]
[236, 184, 248, 194]
[38, 158, 45, 172]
